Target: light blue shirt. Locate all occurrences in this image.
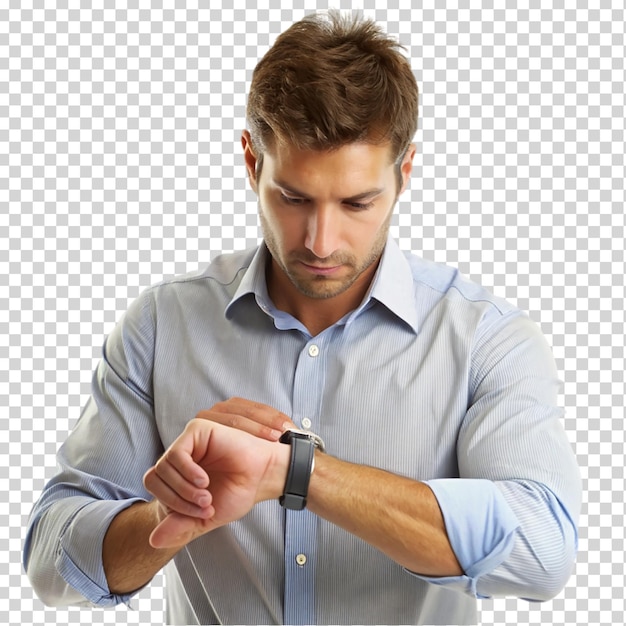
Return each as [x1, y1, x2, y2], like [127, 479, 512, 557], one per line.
[24, 238, 581, 625]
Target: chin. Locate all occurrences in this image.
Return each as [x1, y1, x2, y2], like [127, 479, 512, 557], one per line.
[292, 278, 355, 300]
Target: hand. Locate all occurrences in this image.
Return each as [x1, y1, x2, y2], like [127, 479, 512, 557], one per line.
[143, 419, 289, 550]
[195, 397, 296, 441]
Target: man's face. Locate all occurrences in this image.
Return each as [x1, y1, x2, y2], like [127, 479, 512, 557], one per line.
[244, 136, 414, 302]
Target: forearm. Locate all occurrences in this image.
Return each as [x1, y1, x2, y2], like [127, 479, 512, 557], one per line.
[306, 452, 463, 577]
[24, 495, 153, 607]
[103, 500, 179, 595]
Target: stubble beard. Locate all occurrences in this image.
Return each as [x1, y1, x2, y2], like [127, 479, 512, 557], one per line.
[259, 206, 393, 300]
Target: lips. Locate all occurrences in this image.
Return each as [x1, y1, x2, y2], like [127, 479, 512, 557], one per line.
[300, 262, 343, 276]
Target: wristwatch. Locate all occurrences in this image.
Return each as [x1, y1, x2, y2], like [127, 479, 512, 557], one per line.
[278, 429, 326, 510]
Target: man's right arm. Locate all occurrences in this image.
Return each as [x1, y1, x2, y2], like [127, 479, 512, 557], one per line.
[102, 500, 179, 595]
[23, 289, 165, 607]
[104, 415, 292, 595]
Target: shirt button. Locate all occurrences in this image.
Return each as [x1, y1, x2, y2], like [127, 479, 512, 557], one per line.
[301, 417, 312, 429]
[295, 553, 307, 566]
[308, 344, 319, 357]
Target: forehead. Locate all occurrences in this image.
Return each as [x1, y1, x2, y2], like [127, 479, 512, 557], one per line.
[267, 137, 395, 161]
[263, 141, 396, 184]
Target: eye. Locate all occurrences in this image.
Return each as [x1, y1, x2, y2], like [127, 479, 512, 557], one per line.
[346, 201, 374, 211]
[280, 193, 306, 205]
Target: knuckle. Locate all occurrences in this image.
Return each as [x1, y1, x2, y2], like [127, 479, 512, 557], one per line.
[227, 415, 241, 429]
[155, 449, 175, 473]
[143, 469, 154, 490]
[260, 426, 273, 439]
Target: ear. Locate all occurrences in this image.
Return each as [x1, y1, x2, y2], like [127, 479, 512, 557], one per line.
[398, 143, 416, 195]
[241, 130, 259, 193]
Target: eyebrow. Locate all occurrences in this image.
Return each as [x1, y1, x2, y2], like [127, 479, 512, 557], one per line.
[275, 180, 385, 202]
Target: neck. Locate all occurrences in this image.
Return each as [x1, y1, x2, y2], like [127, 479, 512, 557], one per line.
[266, 258, 379, 336]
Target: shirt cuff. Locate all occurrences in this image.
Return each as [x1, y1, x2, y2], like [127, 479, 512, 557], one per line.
[56, 498, 147, 606]
[407, 479, 520, 598]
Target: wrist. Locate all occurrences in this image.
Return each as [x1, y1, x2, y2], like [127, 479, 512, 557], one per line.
[258, 441, 292, 503]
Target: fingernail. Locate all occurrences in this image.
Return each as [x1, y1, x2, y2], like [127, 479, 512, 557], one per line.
[197, 495, 210, 508]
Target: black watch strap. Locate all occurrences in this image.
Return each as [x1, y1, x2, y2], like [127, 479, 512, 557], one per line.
[279, 431, 316, 510]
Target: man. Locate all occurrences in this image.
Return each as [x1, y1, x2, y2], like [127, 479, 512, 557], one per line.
[24, 11, 581, 625]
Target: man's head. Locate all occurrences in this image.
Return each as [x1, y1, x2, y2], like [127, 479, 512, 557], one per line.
[242, 12, 418, 316]
[246, 10, 419, 174]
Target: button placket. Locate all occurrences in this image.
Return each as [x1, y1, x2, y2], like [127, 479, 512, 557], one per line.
[283, 338, 326, 624]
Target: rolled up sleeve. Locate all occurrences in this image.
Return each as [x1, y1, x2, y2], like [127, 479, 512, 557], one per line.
[23, 289, 164, 607]
[409, 311, 581, 600]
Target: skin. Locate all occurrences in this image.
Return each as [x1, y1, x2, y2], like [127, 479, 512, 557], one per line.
[243, 131, 414, 335]
[103, 135, 463, 596]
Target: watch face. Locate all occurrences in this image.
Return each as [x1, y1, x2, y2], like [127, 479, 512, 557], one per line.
[279, 430, 295, 444]
[291, 429, 314, 440]
[279, 429, 309, 444]
[280, 428, 325, 452]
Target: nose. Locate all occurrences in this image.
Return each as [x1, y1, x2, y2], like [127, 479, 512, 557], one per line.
[304, 205, 340, 259]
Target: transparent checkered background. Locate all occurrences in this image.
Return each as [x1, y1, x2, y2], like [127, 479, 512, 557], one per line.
[2, 2, 624, 625]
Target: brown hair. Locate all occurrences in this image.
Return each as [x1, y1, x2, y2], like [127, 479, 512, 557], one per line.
[247, 10, 418, 167]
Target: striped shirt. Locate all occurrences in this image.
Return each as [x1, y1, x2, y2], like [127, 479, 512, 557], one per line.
[24, 237, 581, 625]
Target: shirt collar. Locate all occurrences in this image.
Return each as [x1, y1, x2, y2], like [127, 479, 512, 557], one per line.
[225, 237, 418, 334]
[224, 243, 274, 318]
[358, 236, 419, 333]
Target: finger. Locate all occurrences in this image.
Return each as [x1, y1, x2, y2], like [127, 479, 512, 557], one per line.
[239, 399, 296, 431]
[151, 450, 211, 509]
[144, 421, 217, 516]
[215, 397, 293, 428]
[166, 423, 217, 479]
[159, 444, 210, 488]
[143, 466, 214, 519]
[197, 410, 283, 440]
[197, 398, 296, 440]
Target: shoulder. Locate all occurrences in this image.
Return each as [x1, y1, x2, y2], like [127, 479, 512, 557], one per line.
[398, 251, 527, 344]
[404, 252, 517, 318]
[123, 247, 258, 318]
[400, 251, 555, 364]
[402, 253, 557, 386]
[148, 247, 257, 296]
[107, 247, 258, 354]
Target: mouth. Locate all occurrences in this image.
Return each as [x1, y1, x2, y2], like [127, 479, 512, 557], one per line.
[300, 262, 344, 276]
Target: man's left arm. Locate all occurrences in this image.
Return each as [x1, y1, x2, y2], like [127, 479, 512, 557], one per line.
[312, 311, 580, 600]
[305, 444, 576, 600]
[306, 452, 464, 576]
[438, 310, 581, 599]
[190, 312, 580, 600]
